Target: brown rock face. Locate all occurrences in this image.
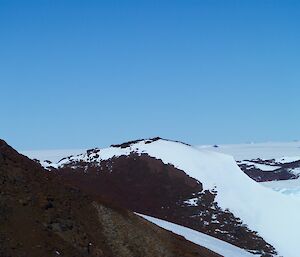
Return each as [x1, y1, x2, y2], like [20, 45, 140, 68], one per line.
[0, 139, 221, 257]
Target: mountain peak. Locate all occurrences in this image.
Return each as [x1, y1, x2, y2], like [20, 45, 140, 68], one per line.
[110, 137, 162, 148]
[110, 137, 191, 149]
[0, 138, 11, 150]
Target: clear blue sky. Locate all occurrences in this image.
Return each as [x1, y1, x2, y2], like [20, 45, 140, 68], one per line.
[1, 0, 300, 150]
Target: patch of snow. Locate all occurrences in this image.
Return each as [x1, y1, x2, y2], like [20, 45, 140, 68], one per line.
[286, 167, 300, 176]
[139, 214, 255, 257]
[183, 197, 199, 206]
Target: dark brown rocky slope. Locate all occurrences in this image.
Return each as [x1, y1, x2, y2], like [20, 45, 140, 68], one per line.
[0, 139, 221, 257]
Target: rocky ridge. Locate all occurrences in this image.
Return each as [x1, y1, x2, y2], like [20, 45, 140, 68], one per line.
[0, 139, 221, 257]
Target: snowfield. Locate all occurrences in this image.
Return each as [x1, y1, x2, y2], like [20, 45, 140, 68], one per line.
[139, 214, 255, 257]
[261, 178, 300, 198]
[22, 139, 300, 257]
[197, 141, 300, 161]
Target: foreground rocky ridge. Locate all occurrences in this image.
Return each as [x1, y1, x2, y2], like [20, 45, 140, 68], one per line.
[41, 138, 277, 256]
[0, 139, 220, 257]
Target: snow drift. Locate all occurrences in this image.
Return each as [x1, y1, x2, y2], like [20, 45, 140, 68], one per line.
[139, 214, 254, 257]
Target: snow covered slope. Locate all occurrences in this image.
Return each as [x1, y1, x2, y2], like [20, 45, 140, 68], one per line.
[139, 214, 254, 257]
[261, 178, 300, 198]
[22, 139, 300, 256]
